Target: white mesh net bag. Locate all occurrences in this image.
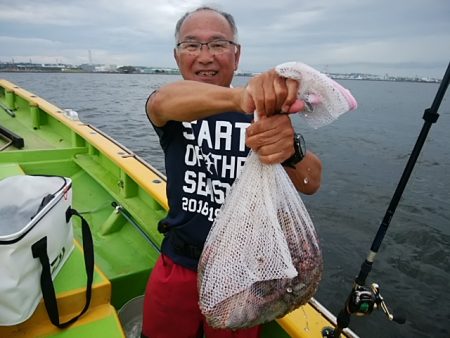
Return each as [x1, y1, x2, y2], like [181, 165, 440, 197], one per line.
[198, 62, 357, 329]
[198, 153, 322, 329]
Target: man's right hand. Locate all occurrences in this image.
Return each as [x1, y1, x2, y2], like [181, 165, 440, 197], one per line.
[240, 69, 302, 116]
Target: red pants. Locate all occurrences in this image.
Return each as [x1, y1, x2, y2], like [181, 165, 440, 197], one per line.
[142, 255, 261, 338]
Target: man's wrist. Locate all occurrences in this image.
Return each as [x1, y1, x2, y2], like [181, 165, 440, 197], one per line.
[282, 133, 306, 169]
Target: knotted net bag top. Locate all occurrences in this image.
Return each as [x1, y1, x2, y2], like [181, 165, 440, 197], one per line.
[276, 61, 357, 128]
[198, 62, 357, 329]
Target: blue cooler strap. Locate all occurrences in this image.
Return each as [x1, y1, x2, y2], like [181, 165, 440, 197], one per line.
[31, 207, 94, 329]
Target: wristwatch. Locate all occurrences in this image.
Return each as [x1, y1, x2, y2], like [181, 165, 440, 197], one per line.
[282, 133, 306, 168]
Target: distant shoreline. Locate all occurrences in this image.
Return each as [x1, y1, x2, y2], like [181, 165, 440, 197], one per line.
[0, 69, 441, 84]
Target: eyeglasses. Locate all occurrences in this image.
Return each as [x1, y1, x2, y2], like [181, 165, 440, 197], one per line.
[176, 39, 238, 55]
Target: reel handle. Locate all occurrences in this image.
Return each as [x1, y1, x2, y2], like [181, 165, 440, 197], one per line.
[371, 283, 406, 325]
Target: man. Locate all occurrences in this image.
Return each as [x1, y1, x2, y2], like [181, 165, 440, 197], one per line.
[142, 6, 322, 338]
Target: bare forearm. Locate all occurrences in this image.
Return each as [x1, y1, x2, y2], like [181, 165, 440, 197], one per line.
[147, 81, 244, 126]
[285, 151, 322, 194]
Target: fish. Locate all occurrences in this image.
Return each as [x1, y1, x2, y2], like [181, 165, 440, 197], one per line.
[199, 209, 323, 329]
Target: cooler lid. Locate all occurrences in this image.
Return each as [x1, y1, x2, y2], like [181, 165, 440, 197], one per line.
[0, 175, 69, 239]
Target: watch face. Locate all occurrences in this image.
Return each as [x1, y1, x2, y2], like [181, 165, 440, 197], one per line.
[296, 133, 306, 158]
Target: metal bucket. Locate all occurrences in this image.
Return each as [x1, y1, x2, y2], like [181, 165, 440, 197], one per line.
[119, 295, 144, 338]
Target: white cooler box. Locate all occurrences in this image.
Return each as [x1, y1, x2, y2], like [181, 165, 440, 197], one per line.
[0, 175, 74, 325]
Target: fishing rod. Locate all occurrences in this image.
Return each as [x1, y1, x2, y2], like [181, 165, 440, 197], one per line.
[111, 201, 161, 254]
[323, 61, 450, 338]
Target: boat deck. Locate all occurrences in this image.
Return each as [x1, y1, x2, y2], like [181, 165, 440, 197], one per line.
[0, 80, 167, 309]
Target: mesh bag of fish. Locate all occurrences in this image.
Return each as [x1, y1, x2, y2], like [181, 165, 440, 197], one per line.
[198, 61, 357, 329]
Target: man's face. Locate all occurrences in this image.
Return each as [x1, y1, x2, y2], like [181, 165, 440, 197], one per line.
[174, 10, 241, 87]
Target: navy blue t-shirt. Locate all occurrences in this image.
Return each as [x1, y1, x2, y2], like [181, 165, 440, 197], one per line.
[153, 112, 252, 270]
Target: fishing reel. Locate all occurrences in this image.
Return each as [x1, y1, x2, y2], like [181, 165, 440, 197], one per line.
[346, 283, 405, 323]
[322, 283, 405, 338]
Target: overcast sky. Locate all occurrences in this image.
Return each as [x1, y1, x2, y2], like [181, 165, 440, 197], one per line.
[1, 0, 449, 78]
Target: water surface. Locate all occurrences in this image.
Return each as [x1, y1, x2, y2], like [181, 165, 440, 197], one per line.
[2, 72, 449, 338]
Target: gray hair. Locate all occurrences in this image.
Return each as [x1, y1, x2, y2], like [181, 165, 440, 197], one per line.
[175, 6, 238, 43]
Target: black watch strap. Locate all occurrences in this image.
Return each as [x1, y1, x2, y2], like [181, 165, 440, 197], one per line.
[282, 133, 306, 169]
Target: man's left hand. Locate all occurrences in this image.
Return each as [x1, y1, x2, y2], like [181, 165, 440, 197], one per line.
[246, 114, 295, 165]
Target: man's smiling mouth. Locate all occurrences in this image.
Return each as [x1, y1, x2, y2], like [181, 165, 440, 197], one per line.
[196, 71, 218, 76]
